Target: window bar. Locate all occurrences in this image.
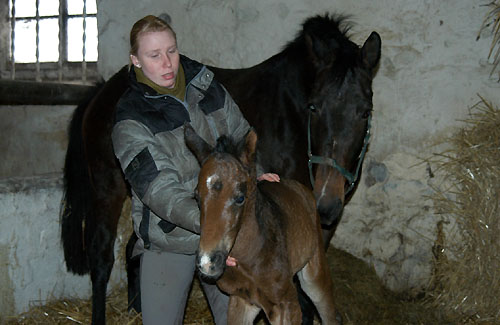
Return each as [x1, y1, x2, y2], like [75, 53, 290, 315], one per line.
[10, 0, 16, 80]
[82, 0, 87, 83]
[58, 0, 67, 82]
[58, 2, 62, 82]
[35, 0, 41, 81]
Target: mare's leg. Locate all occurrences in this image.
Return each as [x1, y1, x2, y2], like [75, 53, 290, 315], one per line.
[227, 296, 261, 325]
[126, 232, 141, 313]
[297, 248, 342, 325]
[86, 206, 120, 325]
[87, 175, 126, 324]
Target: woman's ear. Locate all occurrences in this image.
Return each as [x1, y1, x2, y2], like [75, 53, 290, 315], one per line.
[130, 54, 141, 68]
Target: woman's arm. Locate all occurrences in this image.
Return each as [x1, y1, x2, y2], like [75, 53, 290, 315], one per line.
[112, 119, 200, 233]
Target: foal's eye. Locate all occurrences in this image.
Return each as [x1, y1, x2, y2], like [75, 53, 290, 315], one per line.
[234, 195, 245, 206]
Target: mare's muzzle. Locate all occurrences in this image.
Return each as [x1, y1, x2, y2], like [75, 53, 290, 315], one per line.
[317, 197, 344, 229]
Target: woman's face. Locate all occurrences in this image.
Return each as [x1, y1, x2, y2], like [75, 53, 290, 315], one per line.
[130, 30, 180, 88]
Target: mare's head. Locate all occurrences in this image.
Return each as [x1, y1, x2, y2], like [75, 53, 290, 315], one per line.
[184, 124, 257, 280]
[296, 15, 381, 229]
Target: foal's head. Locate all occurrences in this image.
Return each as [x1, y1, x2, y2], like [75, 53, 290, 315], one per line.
[184, 124, 257, 280]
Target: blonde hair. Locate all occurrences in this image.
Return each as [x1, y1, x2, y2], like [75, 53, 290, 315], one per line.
[129, 15, 176, 56]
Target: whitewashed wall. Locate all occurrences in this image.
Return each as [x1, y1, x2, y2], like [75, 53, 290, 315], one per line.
[0, 176, 126, 318]
[0, 105, 73, 178]
[96, 0, 500, 292]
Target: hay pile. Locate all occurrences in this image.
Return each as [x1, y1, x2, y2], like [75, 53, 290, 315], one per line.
[426, 96, 500, 323]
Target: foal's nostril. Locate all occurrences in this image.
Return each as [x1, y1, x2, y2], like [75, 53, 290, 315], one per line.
[196, 250, 227, 281]
[212, 251, 226, 268]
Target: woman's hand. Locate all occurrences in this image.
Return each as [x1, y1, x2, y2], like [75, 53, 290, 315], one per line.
[226, 256, 237, 267]
[257, 173, 280, 182]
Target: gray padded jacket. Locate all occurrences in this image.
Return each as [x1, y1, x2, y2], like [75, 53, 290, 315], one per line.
[112, 55, 250, 256]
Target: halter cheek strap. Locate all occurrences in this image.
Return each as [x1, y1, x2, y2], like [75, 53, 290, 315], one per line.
[307, 104, 371, 195]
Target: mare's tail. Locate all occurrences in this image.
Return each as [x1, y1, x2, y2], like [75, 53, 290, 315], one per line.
[60, 83, 103, 275]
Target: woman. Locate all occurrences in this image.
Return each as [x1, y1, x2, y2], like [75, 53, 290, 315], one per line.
[112, 15, 278, 324]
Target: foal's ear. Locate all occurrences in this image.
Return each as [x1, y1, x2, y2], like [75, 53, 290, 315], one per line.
[361, 31, 381, 72]
[239, 129, 257, 167]
[184, 123, 212, 164]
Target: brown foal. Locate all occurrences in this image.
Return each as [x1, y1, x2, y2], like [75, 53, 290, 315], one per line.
[184, 125, 340, 325]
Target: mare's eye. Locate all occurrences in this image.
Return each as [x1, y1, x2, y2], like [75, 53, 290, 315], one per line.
[362, 110, 372, 119]
[308, 103, 317, 113]
[234, 195, 245, 206]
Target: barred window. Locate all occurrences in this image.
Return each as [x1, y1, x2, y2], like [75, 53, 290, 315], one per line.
[2, 0, 99, 83]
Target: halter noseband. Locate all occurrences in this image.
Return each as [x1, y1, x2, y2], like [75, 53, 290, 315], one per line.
[307, 104, 371, 195]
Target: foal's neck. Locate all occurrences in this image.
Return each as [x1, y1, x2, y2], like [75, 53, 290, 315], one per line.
[235, 181, 282, 255]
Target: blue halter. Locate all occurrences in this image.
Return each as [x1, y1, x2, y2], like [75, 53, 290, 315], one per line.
[307, 104, 371, 195]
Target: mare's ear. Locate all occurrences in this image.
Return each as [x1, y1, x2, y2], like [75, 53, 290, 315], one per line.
[361, 31, 381, 72]
[239, 129, 257, 168]
[184, 123, 212, 164]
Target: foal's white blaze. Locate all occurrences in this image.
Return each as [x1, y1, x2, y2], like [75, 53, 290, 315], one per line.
[206, 174, 218, 189]
[199, 253, 212, 274]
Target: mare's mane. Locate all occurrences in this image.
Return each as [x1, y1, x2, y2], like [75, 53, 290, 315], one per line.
[282, 14, 361, 81]
[284, 14, 352, 51]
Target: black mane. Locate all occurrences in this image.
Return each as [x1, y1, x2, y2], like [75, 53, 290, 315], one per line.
[282, 14, 361, 80]
[285, 14, 353, 51]
[214, 133, 249, 159]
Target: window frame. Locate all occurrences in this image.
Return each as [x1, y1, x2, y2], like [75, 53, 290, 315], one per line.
[0, 0, 99, 84]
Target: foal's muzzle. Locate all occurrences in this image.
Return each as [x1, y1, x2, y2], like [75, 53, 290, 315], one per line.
[196, 250, 226, 281]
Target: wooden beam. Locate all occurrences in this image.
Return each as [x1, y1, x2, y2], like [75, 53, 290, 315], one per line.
[0, 79, 98, 105]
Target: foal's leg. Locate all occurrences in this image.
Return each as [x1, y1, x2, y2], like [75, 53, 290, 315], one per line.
[296, 280, 316, 325]
[266, 297, 302, 325]
[227, 296, 261, 325]
[297, 249, 341, 325]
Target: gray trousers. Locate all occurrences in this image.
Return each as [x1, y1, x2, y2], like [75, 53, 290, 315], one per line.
[140, 249, 229, 325]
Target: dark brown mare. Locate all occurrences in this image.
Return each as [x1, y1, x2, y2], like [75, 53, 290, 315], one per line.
[61, 14, 380, 324]
[184, 124, 340, 324]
